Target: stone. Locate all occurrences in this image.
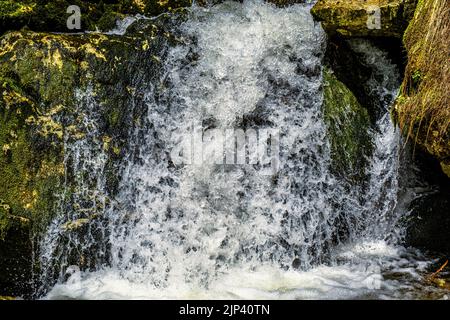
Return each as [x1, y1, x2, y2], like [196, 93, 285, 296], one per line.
[322, 68, 372, 181]
[311, 0, 417, 38]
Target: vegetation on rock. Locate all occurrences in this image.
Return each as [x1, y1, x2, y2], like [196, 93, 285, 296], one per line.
[0, 0, 191, 34]
[0, 13, 180, 295]
[393, 0, 450, 178]
[322, 68, 372, 181]
[311, 0, 417, 38]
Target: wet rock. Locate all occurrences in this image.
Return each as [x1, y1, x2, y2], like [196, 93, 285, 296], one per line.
[406, 189, 450, 255]
[322, 68, 372, 181]
[0, 217, 32, 297]
[0, 13, 180, 296]
[393, 0, 450, 179]
[311, 0, 416, 38]
[404, 147, 450, 256]
[0, 0, 191, 34]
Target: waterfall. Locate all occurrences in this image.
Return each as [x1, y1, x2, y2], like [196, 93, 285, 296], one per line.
[38, 1, 439, 300]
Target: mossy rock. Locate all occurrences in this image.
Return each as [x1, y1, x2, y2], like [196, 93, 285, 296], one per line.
[393, 0, 450, 179]
[322, 68, 373, 181]
[143, 0, 192, 15]
[0, 14, 180, 295]
[0, 72, 63, 240]
[0, 17, 175, 231]
[0, 0, 192, 34]
[311, 0, 417, 38]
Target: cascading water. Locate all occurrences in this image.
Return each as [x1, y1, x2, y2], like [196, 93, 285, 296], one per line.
[38, 1, 446, 299]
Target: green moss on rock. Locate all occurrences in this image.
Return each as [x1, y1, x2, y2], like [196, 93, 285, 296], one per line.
[311, 0, 417, 38]
[322, 68, 373, 181]
[143, 0, 192, 15]
[0, 0, 192, 34]
[0, 13, 177, 269]
[0, 72, 63, 239]
[393, 0, 450, 178]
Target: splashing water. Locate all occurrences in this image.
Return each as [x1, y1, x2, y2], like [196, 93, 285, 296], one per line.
[39, 1, 447, 300]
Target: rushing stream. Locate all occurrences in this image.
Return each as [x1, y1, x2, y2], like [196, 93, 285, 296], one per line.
[37, 1, 448, 299]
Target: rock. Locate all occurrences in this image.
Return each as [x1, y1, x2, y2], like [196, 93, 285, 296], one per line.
[143, 0, 192, 16]
[311, 0, 417, 38]
[322, 68, 372, 181]
[323, 36, 400, 123]
[0, 13, 181, 296]
[403, 146, 450, 256]
[393, 0, 450, 179]
[0, 0, 191, 34]
[406, 189, 450, 255]
[0, 216, 32, 297]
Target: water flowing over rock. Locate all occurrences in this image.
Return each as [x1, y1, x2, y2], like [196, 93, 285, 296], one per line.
[0, 0, 449, 300]
[34, 2, 438, 299]
[0, 12, 181, 296]
[322, 68, 372, 181]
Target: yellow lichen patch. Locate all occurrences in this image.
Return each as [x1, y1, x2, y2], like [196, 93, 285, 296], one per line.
[2, 144, 11, 155]
[133, 0, 146, 11]
[46, 104, 64, 116]
[82, 43, 107, 61]
[142, 39, 149, 51]
[158, 0, 170, 7]
[40, 36, 78, 56]
[9, 214, 30, 224]
[5, 3, 36, 18]
[37, 160, 65, 179]
[0, 201, 10, 212]
[152, 55, 161, 63]
[25, 108, 64, 140]
[80, 61, 90, 70]
[41, 117, 63, 139]
[102, 135, 112, 151]
[112, 146, 121, 156]
[22, 190, 38, 210]
[2, 88, 33, 107]
[0, 32, 24, 58]
[51, 49, 63, 71]
[61, 218, 90, 231]
[66, 125, 86, 140]
[440, 161, 450, 178]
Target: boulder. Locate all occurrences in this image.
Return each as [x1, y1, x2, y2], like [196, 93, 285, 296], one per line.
[0, 14, 180, 296]
[311, 0, 417, 38]
[406, 189, 450, 255]
[322, 68, 372, 181]
[0, 0, 192, 34]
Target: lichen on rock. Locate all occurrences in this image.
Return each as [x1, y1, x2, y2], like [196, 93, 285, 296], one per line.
[311, 0, 417, 38]
[0, 12, 182, 296]
[0, 0, 192, 34]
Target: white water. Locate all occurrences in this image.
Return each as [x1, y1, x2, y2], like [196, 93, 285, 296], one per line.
[40, 1, 446, 300]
